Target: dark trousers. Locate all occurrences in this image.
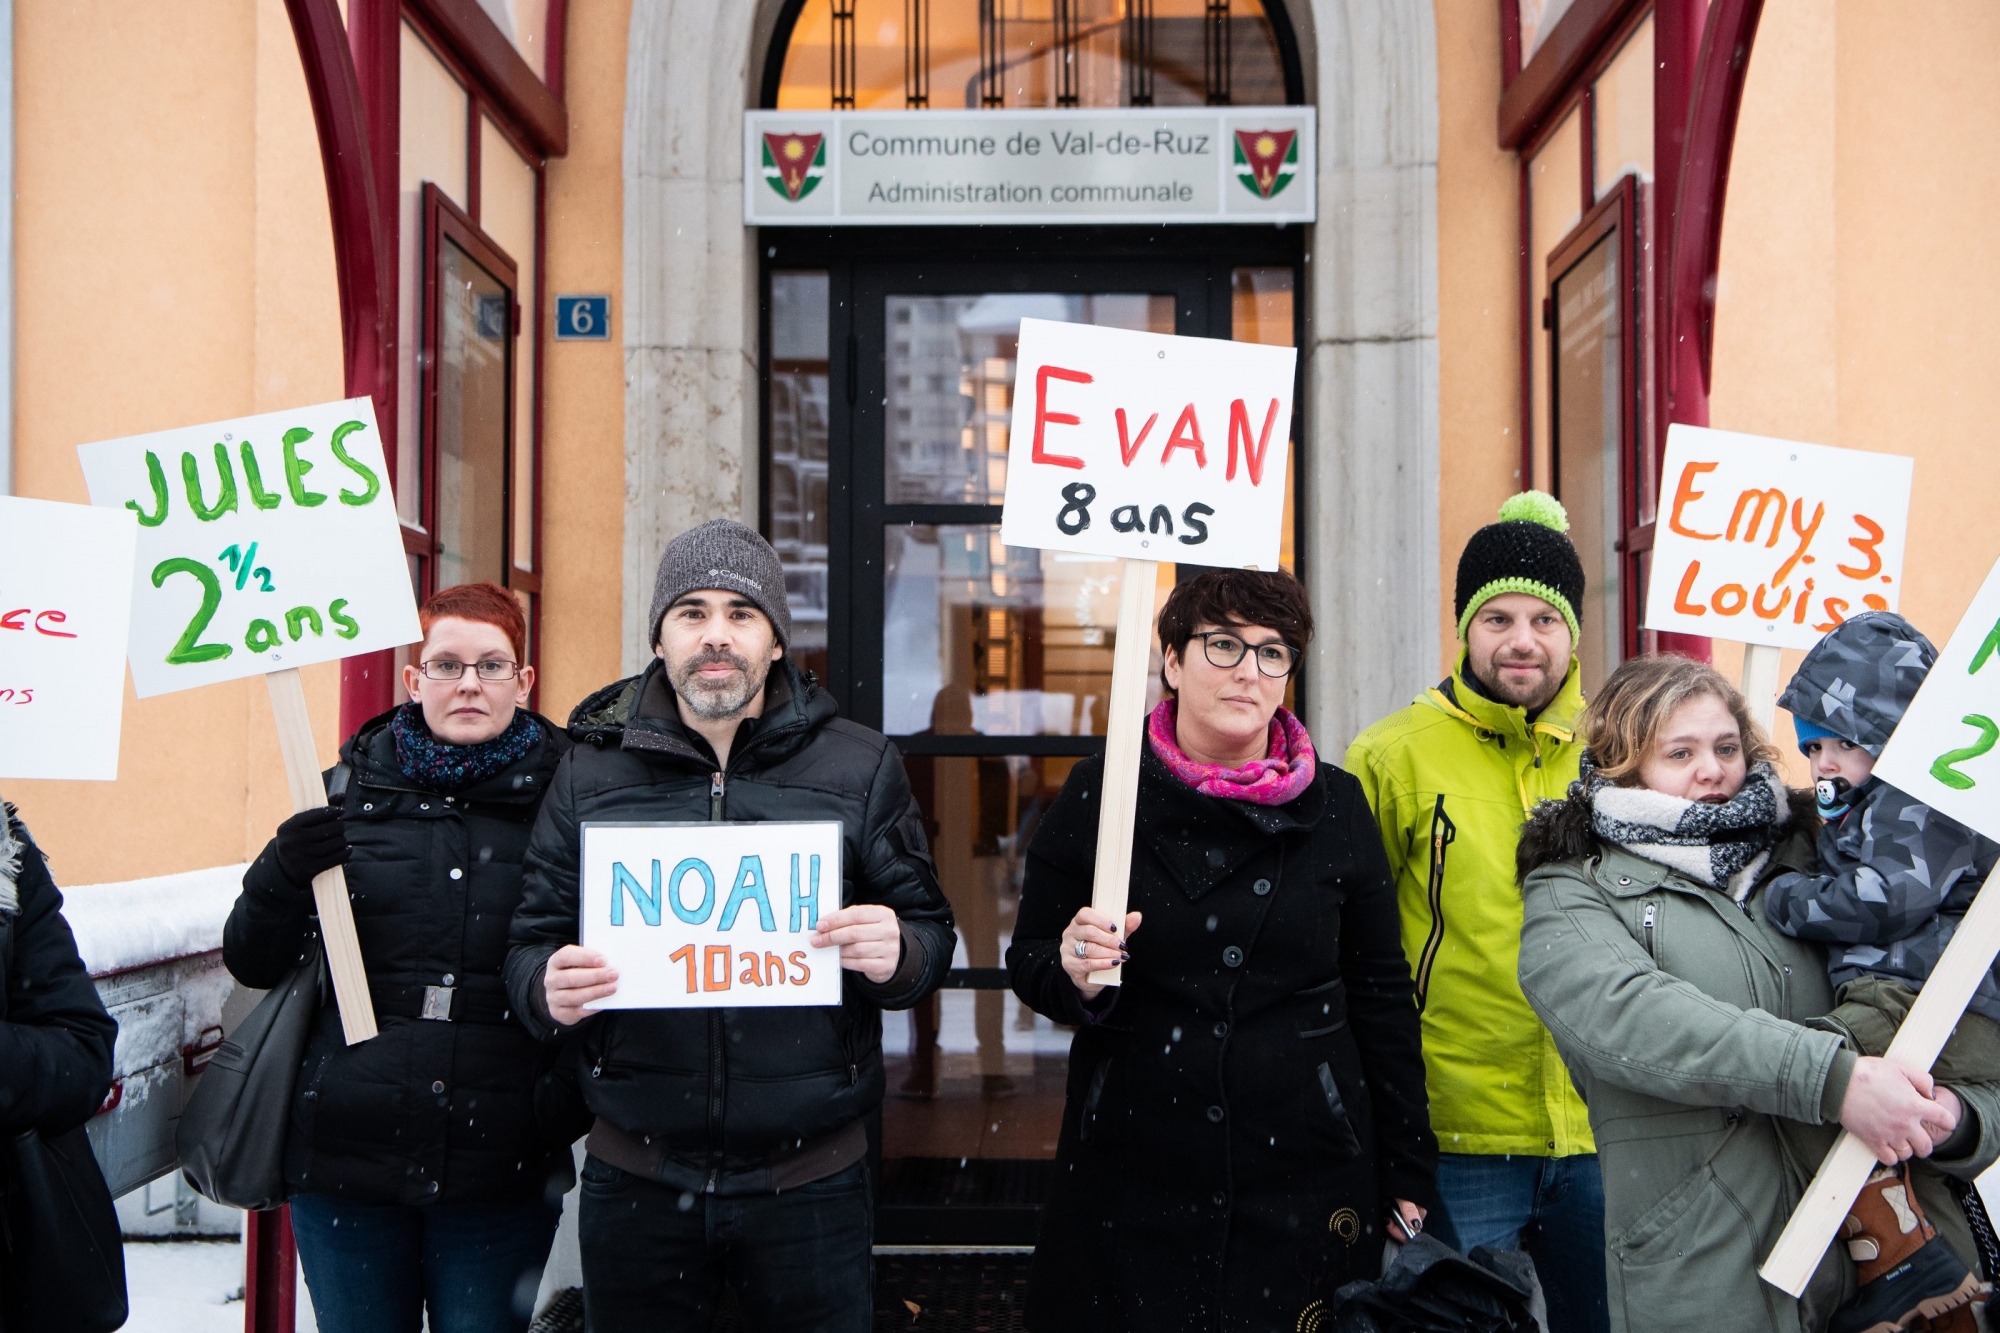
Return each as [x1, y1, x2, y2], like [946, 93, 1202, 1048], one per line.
[577, 1156, 874, 1333]
[289, 1191, 561, 1333]
[1428, 1151, 1609, 1333]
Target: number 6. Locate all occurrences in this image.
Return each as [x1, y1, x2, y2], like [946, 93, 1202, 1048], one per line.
[571, 303, 594, 335]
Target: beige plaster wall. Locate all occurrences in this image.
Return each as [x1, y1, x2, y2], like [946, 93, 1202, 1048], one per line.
[1711, 0, 2000, 762]
[535, 0, 631, 719]
[8, 2, 344, 883]
[1432, 0, 1523, 674]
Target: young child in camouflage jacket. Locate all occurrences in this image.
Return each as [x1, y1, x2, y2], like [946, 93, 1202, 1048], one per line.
[1766, 610, 2000, 1333]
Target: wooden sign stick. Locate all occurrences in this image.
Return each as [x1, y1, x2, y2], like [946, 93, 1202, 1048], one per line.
[1760, 870, 2000, 1294]
[1086, 557, 1159, 989]
[1741, 642, 1784, 738]
[265, 668, 377, 1044]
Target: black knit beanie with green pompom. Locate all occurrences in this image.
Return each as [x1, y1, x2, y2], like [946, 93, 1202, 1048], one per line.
[1453, 491, 1586, 642]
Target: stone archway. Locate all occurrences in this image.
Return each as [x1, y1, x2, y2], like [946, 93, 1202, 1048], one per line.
[620, 0, 1440, 747]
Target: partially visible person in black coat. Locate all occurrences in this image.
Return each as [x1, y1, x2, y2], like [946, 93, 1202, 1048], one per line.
[0, 802, 119, 1328]
[223, 582, 577, 1333]
[1009, 569, 1437, 1333]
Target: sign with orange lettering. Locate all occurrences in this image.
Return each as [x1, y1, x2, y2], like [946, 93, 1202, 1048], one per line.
[0, 495, 137, 780]
[579, 821, 843, 1009]
[998, 318, 1296, 569]
[1643, 425, 1912, 651]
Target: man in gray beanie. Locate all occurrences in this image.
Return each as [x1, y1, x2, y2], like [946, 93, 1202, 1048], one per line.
[506, 518, 955, 1333]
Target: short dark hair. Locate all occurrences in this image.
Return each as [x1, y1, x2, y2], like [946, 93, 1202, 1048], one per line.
[420, 581, 528, 662]
[1156, 569, 1314, 696]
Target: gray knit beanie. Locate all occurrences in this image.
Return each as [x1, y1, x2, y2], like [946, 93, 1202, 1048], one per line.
[648, 519, 793, 648]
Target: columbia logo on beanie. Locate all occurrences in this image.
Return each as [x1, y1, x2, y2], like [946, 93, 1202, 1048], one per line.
[1454, 491, 1586, 642]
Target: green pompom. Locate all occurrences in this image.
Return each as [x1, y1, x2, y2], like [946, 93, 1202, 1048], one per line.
[1498, 490, 1569, 533]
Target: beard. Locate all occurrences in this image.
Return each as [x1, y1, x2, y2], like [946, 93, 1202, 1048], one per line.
[669, 647, 772, 720]
[1477, 653, 1562, 708]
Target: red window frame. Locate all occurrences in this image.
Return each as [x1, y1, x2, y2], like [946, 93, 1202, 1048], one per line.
[1545, 174, 1650, 661]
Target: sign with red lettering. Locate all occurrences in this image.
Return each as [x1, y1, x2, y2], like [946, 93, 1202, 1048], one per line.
[1643, 425, 1913, 651]
[0, 495, 138, 780]
[998, 318, 1296, 569]
[579, 821, 843, 1009]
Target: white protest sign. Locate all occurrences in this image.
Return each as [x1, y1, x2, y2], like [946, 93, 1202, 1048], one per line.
[1875, 555, 2000, 838]
[0, 496, 137, 780]
[1644, 424, 1912, 651]
[581, 822, 843, 1009]
[76, 397, 421, 698]
[998, 318, 1296, 571]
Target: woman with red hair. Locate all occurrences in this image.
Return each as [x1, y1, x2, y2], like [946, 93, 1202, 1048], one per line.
[222, 582, 582, 1333]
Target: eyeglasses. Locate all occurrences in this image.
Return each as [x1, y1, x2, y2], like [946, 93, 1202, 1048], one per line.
[418, 659, 522, 682]
[1195, 631, 1297, 678]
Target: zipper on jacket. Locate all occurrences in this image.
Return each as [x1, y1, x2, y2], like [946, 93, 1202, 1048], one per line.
[705, 770, 728, 1191]
[1641, 901, 1657, 958]
[1414, 795, 1456, 1013]
[710, 772, 725, 821]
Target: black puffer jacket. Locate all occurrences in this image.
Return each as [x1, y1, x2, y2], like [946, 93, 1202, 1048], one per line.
[223, 709, 577, 1208]
[0, 807, 115, 1137]
[1009, 749, 1437, 1333]
[504, 658, 955, 1190]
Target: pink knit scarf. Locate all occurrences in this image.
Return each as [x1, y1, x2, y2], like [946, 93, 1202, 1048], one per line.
[1146, 699, 1317, 805]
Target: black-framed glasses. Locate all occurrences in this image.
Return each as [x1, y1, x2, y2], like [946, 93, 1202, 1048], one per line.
[1195, 631, 1297, 678]
[418, 659, 522, 682]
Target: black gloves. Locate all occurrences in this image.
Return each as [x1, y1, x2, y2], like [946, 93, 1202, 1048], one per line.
[273, 806, 350, 889]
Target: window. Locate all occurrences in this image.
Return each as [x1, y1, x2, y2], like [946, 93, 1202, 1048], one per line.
[774, 0, 1291, 109]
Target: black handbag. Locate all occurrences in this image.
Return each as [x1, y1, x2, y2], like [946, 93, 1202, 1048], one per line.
[176, 943, 325, 1211]
[1, 1123, 129, 1333]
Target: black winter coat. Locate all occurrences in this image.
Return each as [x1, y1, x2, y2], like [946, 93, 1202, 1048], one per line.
[0, 808, 115, 1137]
[222, 709, 576, 1208]
[504, 658, 955, 1192]
[1008, 749, 1437, 1333]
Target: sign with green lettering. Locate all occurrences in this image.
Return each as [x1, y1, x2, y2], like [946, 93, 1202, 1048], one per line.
[1875, 553, 2000, 839]
[77, 397, 422, 698]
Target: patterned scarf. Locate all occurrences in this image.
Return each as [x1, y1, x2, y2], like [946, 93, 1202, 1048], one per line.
[1146, 699, 1317, 806]
[390, 702, 541, 795]
[1582, 755, 1791, 901]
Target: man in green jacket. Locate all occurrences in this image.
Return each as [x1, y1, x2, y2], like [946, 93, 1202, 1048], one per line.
[1347, 492, 1605, 1333]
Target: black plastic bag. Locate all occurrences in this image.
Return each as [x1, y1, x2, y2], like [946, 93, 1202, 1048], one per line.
[1327, 1233, 1538, 1333]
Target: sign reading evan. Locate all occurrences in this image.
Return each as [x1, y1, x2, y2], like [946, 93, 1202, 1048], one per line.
[580, 821, 843, 1009]
[77, 397, 422, 698]
[998, 318, 1296, 570]
[0, 496, 137, 781]
[1876, 554, 2000, 842]
[1643, 424, 1913, 651]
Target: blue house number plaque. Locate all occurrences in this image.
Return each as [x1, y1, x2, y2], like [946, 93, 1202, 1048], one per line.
[555, 295, 611, 341]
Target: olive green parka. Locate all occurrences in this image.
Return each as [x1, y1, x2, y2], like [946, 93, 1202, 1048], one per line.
[1516, 786, 2000, 1333]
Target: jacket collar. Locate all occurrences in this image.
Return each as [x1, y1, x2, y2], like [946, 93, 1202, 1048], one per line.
[1423, 650, 1584, 746]
[1132, 745, 1327, 901]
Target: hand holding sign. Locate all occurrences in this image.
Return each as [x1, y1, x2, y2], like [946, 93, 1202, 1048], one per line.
[80, 399, 422, 1044]
[1000, 319, 1296, 986]
[0, 496, 137, 782]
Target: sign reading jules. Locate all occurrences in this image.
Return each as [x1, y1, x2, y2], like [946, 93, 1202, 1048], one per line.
[744, 107, 1315, 226]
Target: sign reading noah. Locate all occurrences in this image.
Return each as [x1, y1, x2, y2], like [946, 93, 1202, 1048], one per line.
[744, 107, 1315, 226]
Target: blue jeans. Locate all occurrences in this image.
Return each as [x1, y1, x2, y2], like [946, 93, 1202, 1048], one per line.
[289, 1192, 561, 1333]
[576, 1156, 873, 1333]
[1428, 1152, 1609, 1333]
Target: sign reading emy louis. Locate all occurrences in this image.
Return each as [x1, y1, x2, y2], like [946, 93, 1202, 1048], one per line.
[580, 822, 844, 1009]
[1644, 425, 1913, 651]
[0, 496, 137, 781]
[998, 319, 1296, 569]
[1875, 554, 2000, 840]
[76, 398, 422, 698]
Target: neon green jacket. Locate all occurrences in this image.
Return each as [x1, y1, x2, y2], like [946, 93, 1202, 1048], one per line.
[1345, 654, 1594, 1158]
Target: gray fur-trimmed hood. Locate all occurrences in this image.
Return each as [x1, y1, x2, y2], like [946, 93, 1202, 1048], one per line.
[0, 803, 20, 915]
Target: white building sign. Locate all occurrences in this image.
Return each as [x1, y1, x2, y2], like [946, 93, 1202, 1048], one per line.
[744, 108, 1316, 227]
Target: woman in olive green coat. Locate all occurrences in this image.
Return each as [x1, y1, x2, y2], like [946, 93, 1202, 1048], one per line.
[1516, 655, 2000, 1333]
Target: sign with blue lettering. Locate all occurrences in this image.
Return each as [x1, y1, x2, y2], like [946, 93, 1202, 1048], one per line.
[580, 821, 843, 1008]
[554, 295, 611, 341]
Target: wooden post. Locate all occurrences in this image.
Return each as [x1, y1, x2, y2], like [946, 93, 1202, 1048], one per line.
[1741, 642, 1783, 736]
[1086, 558, 1158, 989]
[1760, 867, 2000, 1294]
[265, 668, 377, 1044]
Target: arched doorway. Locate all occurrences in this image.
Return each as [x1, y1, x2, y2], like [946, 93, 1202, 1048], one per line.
[755, 0, 1307, 1248]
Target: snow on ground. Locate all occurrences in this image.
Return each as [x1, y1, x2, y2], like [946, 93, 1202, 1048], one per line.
[121, 1239, 318, 1333]
[67, 862, 245, 976]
